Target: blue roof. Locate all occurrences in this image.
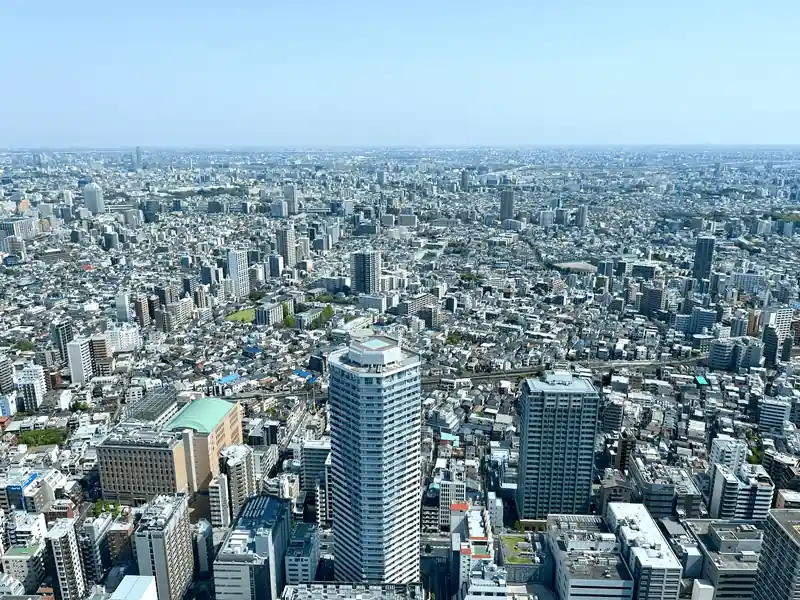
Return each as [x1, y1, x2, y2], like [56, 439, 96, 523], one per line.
[218, 373, 241, 385]
[243, 345, 262, 354]
[293, 369, 312, 379]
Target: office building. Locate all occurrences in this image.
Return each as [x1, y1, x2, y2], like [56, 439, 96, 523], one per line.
[752, 510, 800, 600]
[214, 495, 292, 600]
[684, 520, 761, 600]
[315, 454, 333, 526]
[329, 336, 422, 583]
[116, 292, 131, 322]
[221, 444, 258, 521]
[283, 584, 423, 600]
[45, 518, 87, 600]
[110, 576, 158, 600]
[299, 438, 330, 495]
[164, 397, 243, 493]
[134, 495, 193, 600]
[547, 514, 634, 600]
[283, 184, 298, 214]
[285, 523, 320, 585]
[693, 236, 715, 281]
[577, 204, 589, 228]
[84, 182, 105, 215]
[606, 503, 681, 600]
[67, 337, 93, 385]
[350, 250, 382, 295]
[228, 250, 250, 300]
[276, 227, 297, 269]
[629, 456, 702, 519]
[268, 254, 284, 278]
[97, 425, 189, 505]
[517, 371, 599, 519]
[500, 189, 514, 221]
[17, 365, 46, 413]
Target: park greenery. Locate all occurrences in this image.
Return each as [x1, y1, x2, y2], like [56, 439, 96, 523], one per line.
[19, 429, 66, 446]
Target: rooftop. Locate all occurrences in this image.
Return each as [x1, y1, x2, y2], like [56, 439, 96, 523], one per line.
[218, 494, 290, 558]
[769, 509, 800, 547]
[330, 335, 419, 374]
[685, 520, 762, 572]
[165, 397, 236, 434]
[110, 576, 156, 600]
[525, 370, 596, 395]
[607, 503, 681, 570]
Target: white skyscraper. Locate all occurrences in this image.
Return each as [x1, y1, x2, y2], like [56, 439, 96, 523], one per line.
[67, 338, 93, 385]
[329, 336, 421, 583]
[220, 444, 258, 521]
[83, 182, 105, 215]
[227, 250, 250, 300]
[46, 518, 87, 600]
[350, 250, 382, 295]
[763, 306, 794, 342]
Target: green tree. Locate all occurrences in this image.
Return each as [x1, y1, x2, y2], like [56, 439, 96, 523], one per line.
[282, 303, 291, 319]
[13, 340, 36, 351]
[19, 430, 66, 446]
[283, 315, 295, 328]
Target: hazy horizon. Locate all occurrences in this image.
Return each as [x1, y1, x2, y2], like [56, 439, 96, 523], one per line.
[3, 0, 799, 148]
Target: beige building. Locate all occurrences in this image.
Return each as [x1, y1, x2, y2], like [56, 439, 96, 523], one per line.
[164, 397, 242, 492]
[97, 426, 189, 506]
[98, 398, 240, 513]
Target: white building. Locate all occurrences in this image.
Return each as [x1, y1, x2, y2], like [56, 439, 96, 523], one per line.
[1, 542, 46, 593]
[710, 463, 774, 520]
[276, 227, 297, 269]
[762, 306, 793, 341]
[606, 503, 681, 600]
[329, 336, 421, 583]
[759, 397, 791, 432]
[487, 491, 503, 532]
[228, 250, 250, 301]
[45, 518, 87, 600]
[110, 576, 158, 600]
[67, 337, 93, 384]
[709, 435, 748, 475]
[214, 495, 292, 600]
[134, 495, 193, 600]
[221, 444, 258, 520]
[209, 474, 232, 528]
[107, 322, 143, 352]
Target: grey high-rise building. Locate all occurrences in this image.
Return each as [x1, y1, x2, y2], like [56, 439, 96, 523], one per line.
[576, 204, 589, 228]
[0, 355, 14, 395]
[500, 189, 514, 221]
[329, 336, 421, 583]
[753, 510, 800, 600]
[52, 318, 74, 364]
[460, 169, 469, 191]
[693, 236, 716, 281]
[517, 371, 599, 519]
[350, 250, 382, 295]
[83, 182, 105, 215]
[276, 227, 297, 269]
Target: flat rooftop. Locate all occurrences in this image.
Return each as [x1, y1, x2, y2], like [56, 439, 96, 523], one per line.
[219, 494, 290, 557]
[685, 520, 762, 572]
[330, 335, 419, 374]
[607, 503, 681, 570]
[769, 510, 800, 547]
[525, 370, 596, 395]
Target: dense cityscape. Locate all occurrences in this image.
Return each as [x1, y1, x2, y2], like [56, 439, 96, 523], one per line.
[2, 146, 800, 600]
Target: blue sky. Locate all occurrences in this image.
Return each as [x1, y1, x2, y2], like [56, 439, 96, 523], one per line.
[2, 1, 798, 148]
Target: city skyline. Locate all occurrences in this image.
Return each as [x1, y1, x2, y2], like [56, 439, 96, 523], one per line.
[3, 1, 800, 147]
